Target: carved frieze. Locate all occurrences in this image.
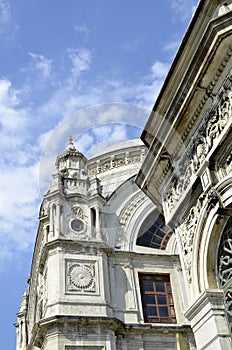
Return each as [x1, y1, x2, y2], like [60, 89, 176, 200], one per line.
[66, 260, 97, 294]
[88, 148, 147, 176]
[165, 83, 232, 214]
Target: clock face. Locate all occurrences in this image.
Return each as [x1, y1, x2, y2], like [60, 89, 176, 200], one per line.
[71, 219, 84, 232]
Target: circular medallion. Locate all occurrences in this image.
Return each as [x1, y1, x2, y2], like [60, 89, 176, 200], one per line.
[69, 265, 92, 288]
[71, 219, 84, 232]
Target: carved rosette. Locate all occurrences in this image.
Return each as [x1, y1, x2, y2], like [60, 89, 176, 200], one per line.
[165, 85, 232, 215]
[66, 261, 96, 293]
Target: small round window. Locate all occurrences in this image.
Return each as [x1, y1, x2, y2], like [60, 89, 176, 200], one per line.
[71, 219, 84, 232]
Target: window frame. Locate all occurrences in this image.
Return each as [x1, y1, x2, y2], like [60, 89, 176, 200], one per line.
[136, 214, 173, 250]
[139, 273, 177, 324]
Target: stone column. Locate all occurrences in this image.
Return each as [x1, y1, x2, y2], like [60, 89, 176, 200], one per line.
[185, 290, 231, 350]
[124, 262, 136, 310]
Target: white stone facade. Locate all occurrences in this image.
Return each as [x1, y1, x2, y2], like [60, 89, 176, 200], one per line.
[15, 138, 195, 349]
[136, 0, 232, 349]
[15, 1, 232, 349]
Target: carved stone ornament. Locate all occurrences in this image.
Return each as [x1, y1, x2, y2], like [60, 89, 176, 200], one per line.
[217, 217, 232, 287]
[176, 197, 204, 283]
[71, 205, 84, 219]
[89, 148, 147, 176]
[66, 261, 96, 293]
[165, 85, 232, 214]
[119, 192, 145, 225]
[217, 216, 232, 336]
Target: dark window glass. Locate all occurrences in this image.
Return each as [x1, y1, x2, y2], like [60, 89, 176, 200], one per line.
[145, 294, 156, 304]
[139, 274, 176, 324]
[155, 281, 165, 292]
[136, 214, 173, 250]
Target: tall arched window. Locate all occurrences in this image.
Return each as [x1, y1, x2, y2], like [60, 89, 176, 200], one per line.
[217, 216, 232, 337]
[136, 211, 173, 250]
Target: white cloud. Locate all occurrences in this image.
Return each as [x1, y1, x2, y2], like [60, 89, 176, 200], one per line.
[28, 52, 53, 80]
[68, 48, 92, 78]
[120, 39, 143, 53]
[74, 23, 90, 36]
[170, 0, 197, 22]
[0, 79, 41, 262]
[163, 39, 179, 53]
[0, 52, 169, 265]
[0, 0, 10, 33]
[151, 60, 170, 79]
[0, 79, 28, 154]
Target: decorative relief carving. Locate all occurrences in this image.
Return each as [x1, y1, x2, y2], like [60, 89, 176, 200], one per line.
[119, 192, 146, 225]
[88, 148, 147, 176]
[165, 85, 232, 213]
[176, 197, 204, 283]
[217, 149, 232, 179]
[218, 217, 232, 288]
[71, 205, 84, 219]
[66, 260, 96, 293]
[217, 216, 232, 335]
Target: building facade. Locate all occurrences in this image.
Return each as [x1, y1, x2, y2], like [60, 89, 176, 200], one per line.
[16, 138, 195, 349]
[16, 0, 232, 349]
[136, 0, 232, 349]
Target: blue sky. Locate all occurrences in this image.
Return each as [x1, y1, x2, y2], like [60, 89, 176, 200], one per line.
[0, 0, 198, 348]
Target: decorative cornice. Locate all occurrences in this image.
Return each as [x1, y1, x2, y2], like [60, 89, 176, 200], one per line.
[164, 81, 232, 216]
[88, 146, 147, 177]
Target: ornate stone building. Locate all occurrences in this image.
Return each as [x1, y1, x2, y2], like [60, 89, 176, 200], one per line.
[136, 0, 232, 349]
[16, 138, 192, 349]
[15, 0, 232, 349]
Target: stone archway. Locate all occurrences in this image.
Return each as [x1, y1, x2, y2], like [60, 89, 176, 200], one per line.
[217, 216, 232, 337]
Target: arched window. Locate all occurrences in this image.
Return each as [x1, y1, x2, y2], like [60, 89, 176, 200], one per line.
[136, 211, 173, 250]
[217, 216, 232, 337]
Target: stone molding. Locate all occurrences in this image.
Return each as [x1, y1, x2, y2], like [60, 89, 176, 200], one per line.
[119, 191, 146, 226]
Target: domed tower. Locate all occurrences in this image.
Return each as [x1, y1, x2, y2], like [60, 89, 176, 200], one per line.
[17, 137, 111, 349]
[16, 138, 194, 350]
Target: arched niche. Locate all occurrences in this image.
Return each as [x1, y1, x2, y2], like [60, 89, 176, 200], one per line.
[190, 176, 232, 298]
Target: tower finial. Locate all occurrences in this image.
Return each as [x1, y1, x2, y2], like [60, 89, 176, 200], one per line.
[69, 134, 73, 145]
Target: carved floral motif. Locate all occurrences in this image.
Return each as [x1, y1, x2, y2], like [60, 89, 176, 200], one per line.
[69, 265, 93, 288]
[165, 86, 232, 213]
[67, 261, 96, 293]
[176, 197, 204, 283]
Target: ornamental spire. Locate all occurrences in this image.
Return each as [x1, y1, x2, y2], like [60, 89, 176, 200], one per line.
[69, 134, 73, 146]
[67, 134, 76, 151]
